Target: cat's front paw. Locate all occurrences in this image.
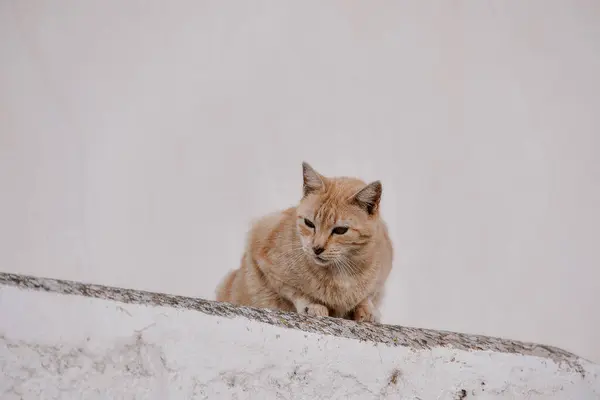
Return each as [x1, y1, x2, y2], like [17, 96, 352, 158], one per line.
[353, 302, 380, 323]
[300, 303, 329, 318]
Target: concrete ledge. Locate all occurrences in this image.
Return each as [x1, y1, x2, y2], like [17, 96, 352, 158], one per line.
[1, 272, 598, 399]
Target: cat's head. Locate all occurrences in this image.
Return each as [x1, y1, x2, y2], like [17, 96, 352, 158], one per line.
[296, 162, 382, 268]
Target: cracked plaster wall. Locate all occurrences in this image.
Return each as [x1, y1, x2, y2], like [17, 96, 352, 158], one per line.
[1, 275, 599, 399]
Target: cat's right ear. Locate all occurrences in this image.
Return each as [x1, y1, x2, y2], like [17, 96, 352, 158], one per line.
[351, 180, 382, 215]
[302, 162, 325, 197]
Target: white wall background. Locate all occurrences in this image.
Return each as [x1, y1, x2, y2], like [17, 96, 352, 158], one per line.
[1, 1, 599, 361]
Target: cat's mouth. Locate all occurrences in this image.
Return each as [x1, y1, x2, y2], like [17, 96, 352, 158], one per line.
[313, 256, 330, 266]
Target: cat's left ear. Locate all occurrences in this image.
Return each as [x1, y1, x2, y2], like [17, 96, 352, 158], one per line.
[352, 181, 382, 215]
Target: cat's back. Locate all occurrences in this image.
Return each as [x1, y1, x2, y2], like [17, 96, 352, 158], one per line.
[378, 219, 393, 257]
[374, 218, 394, 286]
[216, 207, 296, 305]
[246, 207, 296, 251]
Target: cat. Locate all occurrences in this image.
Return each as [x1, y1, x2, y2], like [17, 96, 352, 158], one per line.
[215, 162, 393, 323]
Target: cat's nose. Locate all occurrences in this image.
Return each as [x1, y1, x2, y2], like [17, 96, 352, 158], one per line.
[313, 246, 325, 255]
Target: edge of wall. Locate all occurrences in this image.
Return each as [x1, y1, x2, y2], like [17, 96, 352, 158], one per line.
[0, 271, 591, 376]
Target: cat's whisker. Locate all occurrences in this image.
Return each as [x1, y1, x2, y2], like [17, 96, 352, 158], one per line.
[334, 258, 351, 277]
[338, 256, 360, 277]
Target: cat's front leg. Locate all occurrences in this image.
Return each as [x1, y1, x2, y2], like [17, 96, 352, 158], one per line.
[298, 302, 330, 317]
[280, 285, 330, 317]
[352, 297, 380, 323]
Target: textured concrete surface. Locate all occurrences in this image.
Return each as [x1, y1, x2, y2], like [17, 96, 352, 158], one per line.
[1, 272, 599, 399]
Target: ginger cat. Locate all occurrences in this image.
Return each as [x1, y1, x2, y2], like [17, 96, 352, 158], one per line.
[215, 162, 393, 323]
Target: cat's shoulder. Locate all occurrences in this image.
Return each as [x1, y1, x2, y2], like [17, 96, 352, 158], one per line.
[251, 207, 294, 228]
[246, 207, 296, 242]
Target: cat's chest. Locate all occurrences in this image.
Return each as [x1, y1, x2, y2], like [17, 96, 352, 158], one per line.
[310, 273, 372, 311]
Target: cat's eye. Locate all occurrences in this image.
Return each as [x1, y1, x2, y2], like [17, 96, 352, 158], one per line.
[332, 226, 348, 235]
[304, 218, 315, 229]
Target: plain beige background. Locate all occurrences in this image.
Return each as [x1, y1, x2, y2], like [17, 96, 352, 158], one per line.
[1, 1, 599, 361]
